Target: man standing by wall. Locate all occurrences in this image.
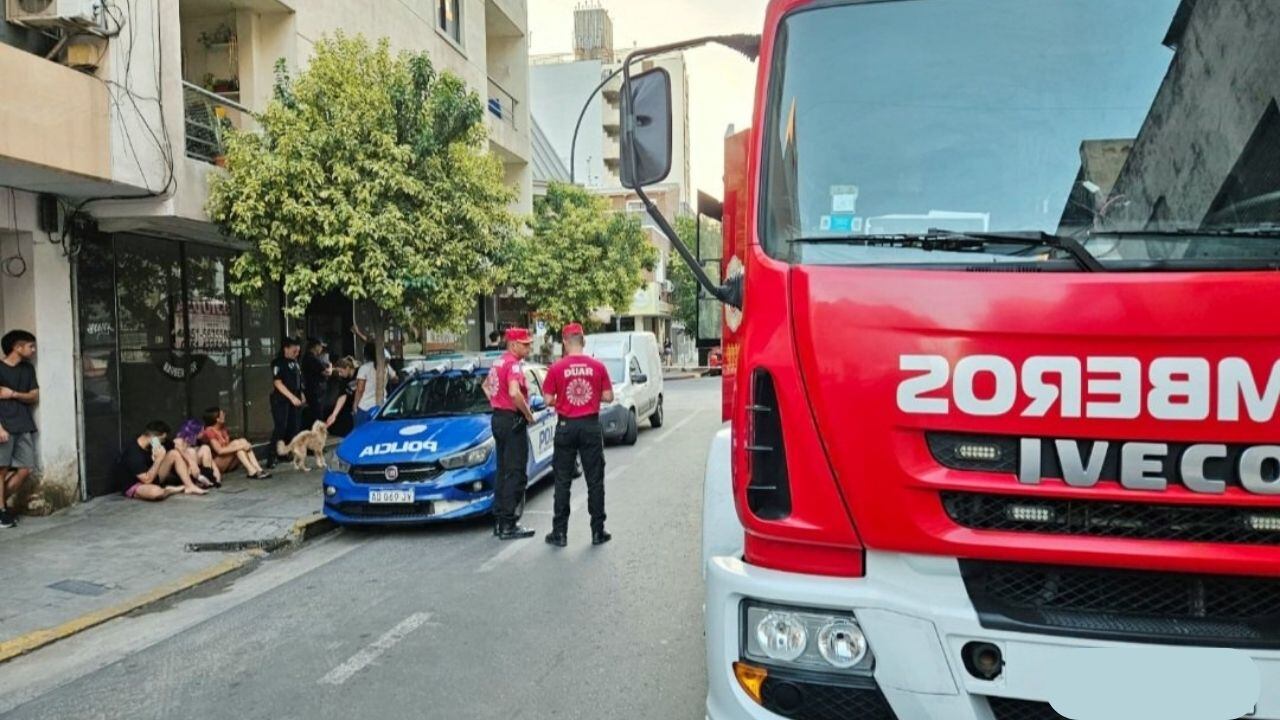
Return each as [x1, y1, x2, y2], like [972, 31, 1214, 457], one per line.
[268, 338, 305, 469]
[483, 327, 537, 540]
[0, 330, 39, 528]
[541, 324, 613, 547]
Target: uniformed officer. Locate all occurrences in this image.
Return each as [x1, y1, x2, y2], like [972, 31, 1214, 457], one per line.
[541, 323, 613, 547]
[483, 327, 538, 540]
[268, 337, 305, 469]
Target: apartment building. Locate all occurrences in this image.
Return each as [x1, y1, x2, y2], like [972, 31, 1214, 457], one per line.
[0, 0, 532, 503]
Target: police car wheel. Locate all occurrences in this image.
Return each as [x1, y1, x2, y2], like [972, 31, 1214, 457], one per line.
[623, 410, 639, 446]
[650, 396, 664, 428]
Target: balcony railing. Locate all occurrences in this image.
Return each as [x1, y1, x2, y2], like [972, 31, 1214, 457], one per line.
[487, 78, 519, 131]
[183, 81, 252, 165]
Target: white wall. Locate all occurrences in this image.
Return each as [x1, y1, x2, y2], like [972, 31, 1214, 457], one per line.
[530, 60, 606, 184]
[0, 189, 80, 499]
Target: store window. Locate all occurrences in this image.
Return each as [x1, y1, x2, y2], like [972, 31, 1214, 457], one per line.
[77, 234, 122, 497]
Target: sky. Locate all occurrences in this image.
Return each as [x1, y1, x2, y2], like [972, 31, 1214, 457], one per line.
[527, 0, 768, 200]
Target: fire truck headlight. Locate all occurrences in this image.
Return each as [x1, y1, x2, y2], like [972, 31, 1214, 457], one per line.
[742, 602, 874, 675]
[817, 620, 867, 669]
[755, 611, 807, 662]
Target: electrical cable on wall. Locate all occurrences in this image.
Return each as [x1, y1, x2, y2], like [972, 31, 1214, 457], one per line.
[3, 187, 28, 279]
[51, 0, 179, 259]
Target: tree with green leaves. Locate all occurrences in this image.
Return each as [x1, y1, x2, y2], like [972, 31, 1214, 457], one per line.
[208, 34, 519, 404]
[670, 214, 722, 338]
[510, 181, 655, 330]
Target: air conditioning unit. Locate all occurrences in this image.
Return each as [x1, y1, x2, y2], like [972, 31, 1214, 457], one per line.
[6, 0, 101, 28]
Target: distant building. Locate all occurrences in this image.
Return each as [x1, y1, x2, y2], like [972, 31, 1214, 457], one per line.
[1095, 0, 1280, 231]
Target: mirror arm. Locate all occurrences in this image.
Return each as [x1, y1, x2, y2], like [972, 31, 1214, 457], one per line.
[632, 185, 742, 309]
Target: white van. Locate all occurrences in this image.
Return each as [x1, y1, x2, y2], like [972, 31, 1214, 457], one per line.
[584, 331, 665, 445]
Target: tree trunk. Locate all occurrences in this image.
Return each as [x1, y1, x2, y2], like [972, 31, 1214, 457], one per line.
[372, 309, 388, 406]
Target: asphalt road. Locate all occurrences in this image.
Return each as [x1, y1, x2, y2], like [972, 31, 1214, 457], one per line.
[0, 378, 723, 720]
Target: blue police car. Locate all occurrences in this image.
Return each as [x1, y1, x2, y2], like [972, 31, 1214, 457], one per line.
[322, 356, 558, 525]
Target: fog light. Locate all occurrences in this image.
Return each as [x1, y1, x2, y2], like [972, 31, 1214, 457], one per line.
[756, 612, 807, 662]
[956, 443, 1002, 461]
[1247, 514, 1280, 532]
[962, 641, 1004, 680]
[732, 662, 768, 704]
[1006, 504, 1054, 523]
[471, 481, 486, 493]
[324, 485, 336, 497]
[817, 620, 867, 669]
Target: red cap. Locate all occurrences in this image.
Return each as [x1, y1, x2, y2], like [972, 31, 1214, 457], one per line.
[505, 327, 533, 344]
[562, 323, 585, 337]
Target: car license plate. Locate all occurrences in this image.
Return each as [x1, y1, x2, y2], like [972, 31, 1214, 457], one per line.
[369, 489, 415, 504]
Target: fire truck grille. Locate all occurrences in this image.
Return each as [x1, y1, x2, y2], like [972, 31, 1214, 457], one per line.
[960, 560, 1280, 647]
[759, 675, 898, 720]
[941, 492, 1280, 545]
[988, 697, 1250, 720]
[986, 698, 1068, 720]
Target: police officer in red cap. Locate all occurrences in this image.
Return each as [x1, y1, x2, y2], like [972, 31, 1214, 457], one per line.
[541, 322, 613, 547]
[483, 327, 538, 540]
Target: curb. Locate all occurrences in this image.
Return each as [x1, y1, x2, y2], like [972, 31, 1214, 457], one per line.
[185, 512, 337, 553]
[0, 514, 338, 665]
[0, 551, 263, 665]
[663, 371, 707, 381]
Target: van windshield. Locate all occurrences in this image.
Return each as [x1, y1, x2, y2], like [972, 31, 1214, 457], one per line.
[761, 0, 1280, 269]
[600, 359, 626, 384]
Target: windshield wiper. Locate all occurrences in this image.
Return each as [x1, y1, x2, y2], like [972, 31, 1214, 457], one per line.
[1092, 227, 1280, 238]
[797, 230, 1105, 272]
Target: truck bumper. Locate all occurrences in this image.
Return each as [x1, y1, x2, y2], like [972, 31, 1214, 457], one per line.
[706, 550, 1280, 720]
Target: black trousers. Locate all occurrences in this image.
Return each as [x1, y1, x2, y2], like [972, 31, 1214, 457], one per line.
[491, 410, 529, 524]
[552, 415, 606, 534]
[270, 396, 301, 452]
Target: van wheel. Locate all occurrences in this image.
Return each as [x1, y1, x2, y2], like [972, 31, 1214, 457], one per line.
[623, 410, 639, 445]
[650, 396, 665, 428]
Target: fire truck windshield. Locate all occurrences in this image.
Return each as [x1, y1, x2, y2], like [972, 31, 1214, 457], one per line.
[760, 0, 1280, 269]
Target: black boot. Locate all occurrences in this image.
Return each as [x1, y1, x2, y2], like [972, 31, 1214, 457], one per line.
[544, 531, 567, 548]
[499, 522, 536, 540]
[591, 529, 612, 546]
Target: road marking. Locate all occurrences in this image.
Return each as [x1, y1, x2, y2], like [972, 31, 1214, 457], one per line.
[476, 464, 631, 573]
[318, 612, 434, 686]
[652, 411, 701, 443]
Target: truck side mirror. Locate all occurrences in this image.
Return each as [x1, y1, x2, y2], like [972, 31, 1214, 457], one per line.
[620, 68, 673, 190]
[631, 372, 649, 385]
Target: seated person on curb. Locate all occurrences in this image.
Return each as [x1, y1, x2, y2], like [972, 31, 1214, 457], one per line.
[200, 407, 270, 479]
[116, 421, 207, 501]
[175, 419, 219, 489]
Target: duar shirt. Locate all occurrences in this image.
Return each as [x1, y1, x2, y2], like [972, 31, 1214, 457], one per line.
[543, 355, 610, 418]
[485, 352, 527, 412]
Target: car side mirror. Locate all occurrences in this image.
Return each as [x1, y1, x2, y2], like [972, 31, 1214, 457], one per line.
[530, 396, 547, 411]
[631, 373, 648, 385]
[620, 67, 673, 190]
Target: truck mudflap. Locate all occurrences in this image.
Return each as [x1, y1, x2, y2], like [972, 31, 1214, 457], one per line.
[705, 550, 1280, 720]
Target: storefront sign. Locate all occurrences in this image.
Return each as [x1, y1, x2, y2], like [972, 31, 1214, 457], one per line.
[155, 351, 209, 381]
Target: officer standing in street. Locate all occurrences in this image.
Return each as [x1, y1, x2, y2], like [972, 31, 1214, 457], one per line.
[483, 327, 537, 540]
[541, 323, 613, 547]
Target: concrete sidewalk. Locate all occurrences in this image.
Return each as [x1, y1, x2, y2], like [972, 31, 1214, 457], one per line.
[0, 466, 331, 662]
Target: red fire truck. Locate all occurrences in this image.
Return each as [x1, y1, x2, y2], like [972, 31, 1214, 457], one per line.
[612, 0, 1280, 718]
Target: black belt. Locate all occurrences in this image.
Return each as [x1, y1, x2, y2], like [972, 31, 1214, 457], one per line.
[561, 414, 600, 422]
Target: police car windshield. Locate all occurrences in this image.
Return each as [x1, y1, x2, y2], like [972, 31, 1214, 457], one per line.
[379, 373, 490, 420]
